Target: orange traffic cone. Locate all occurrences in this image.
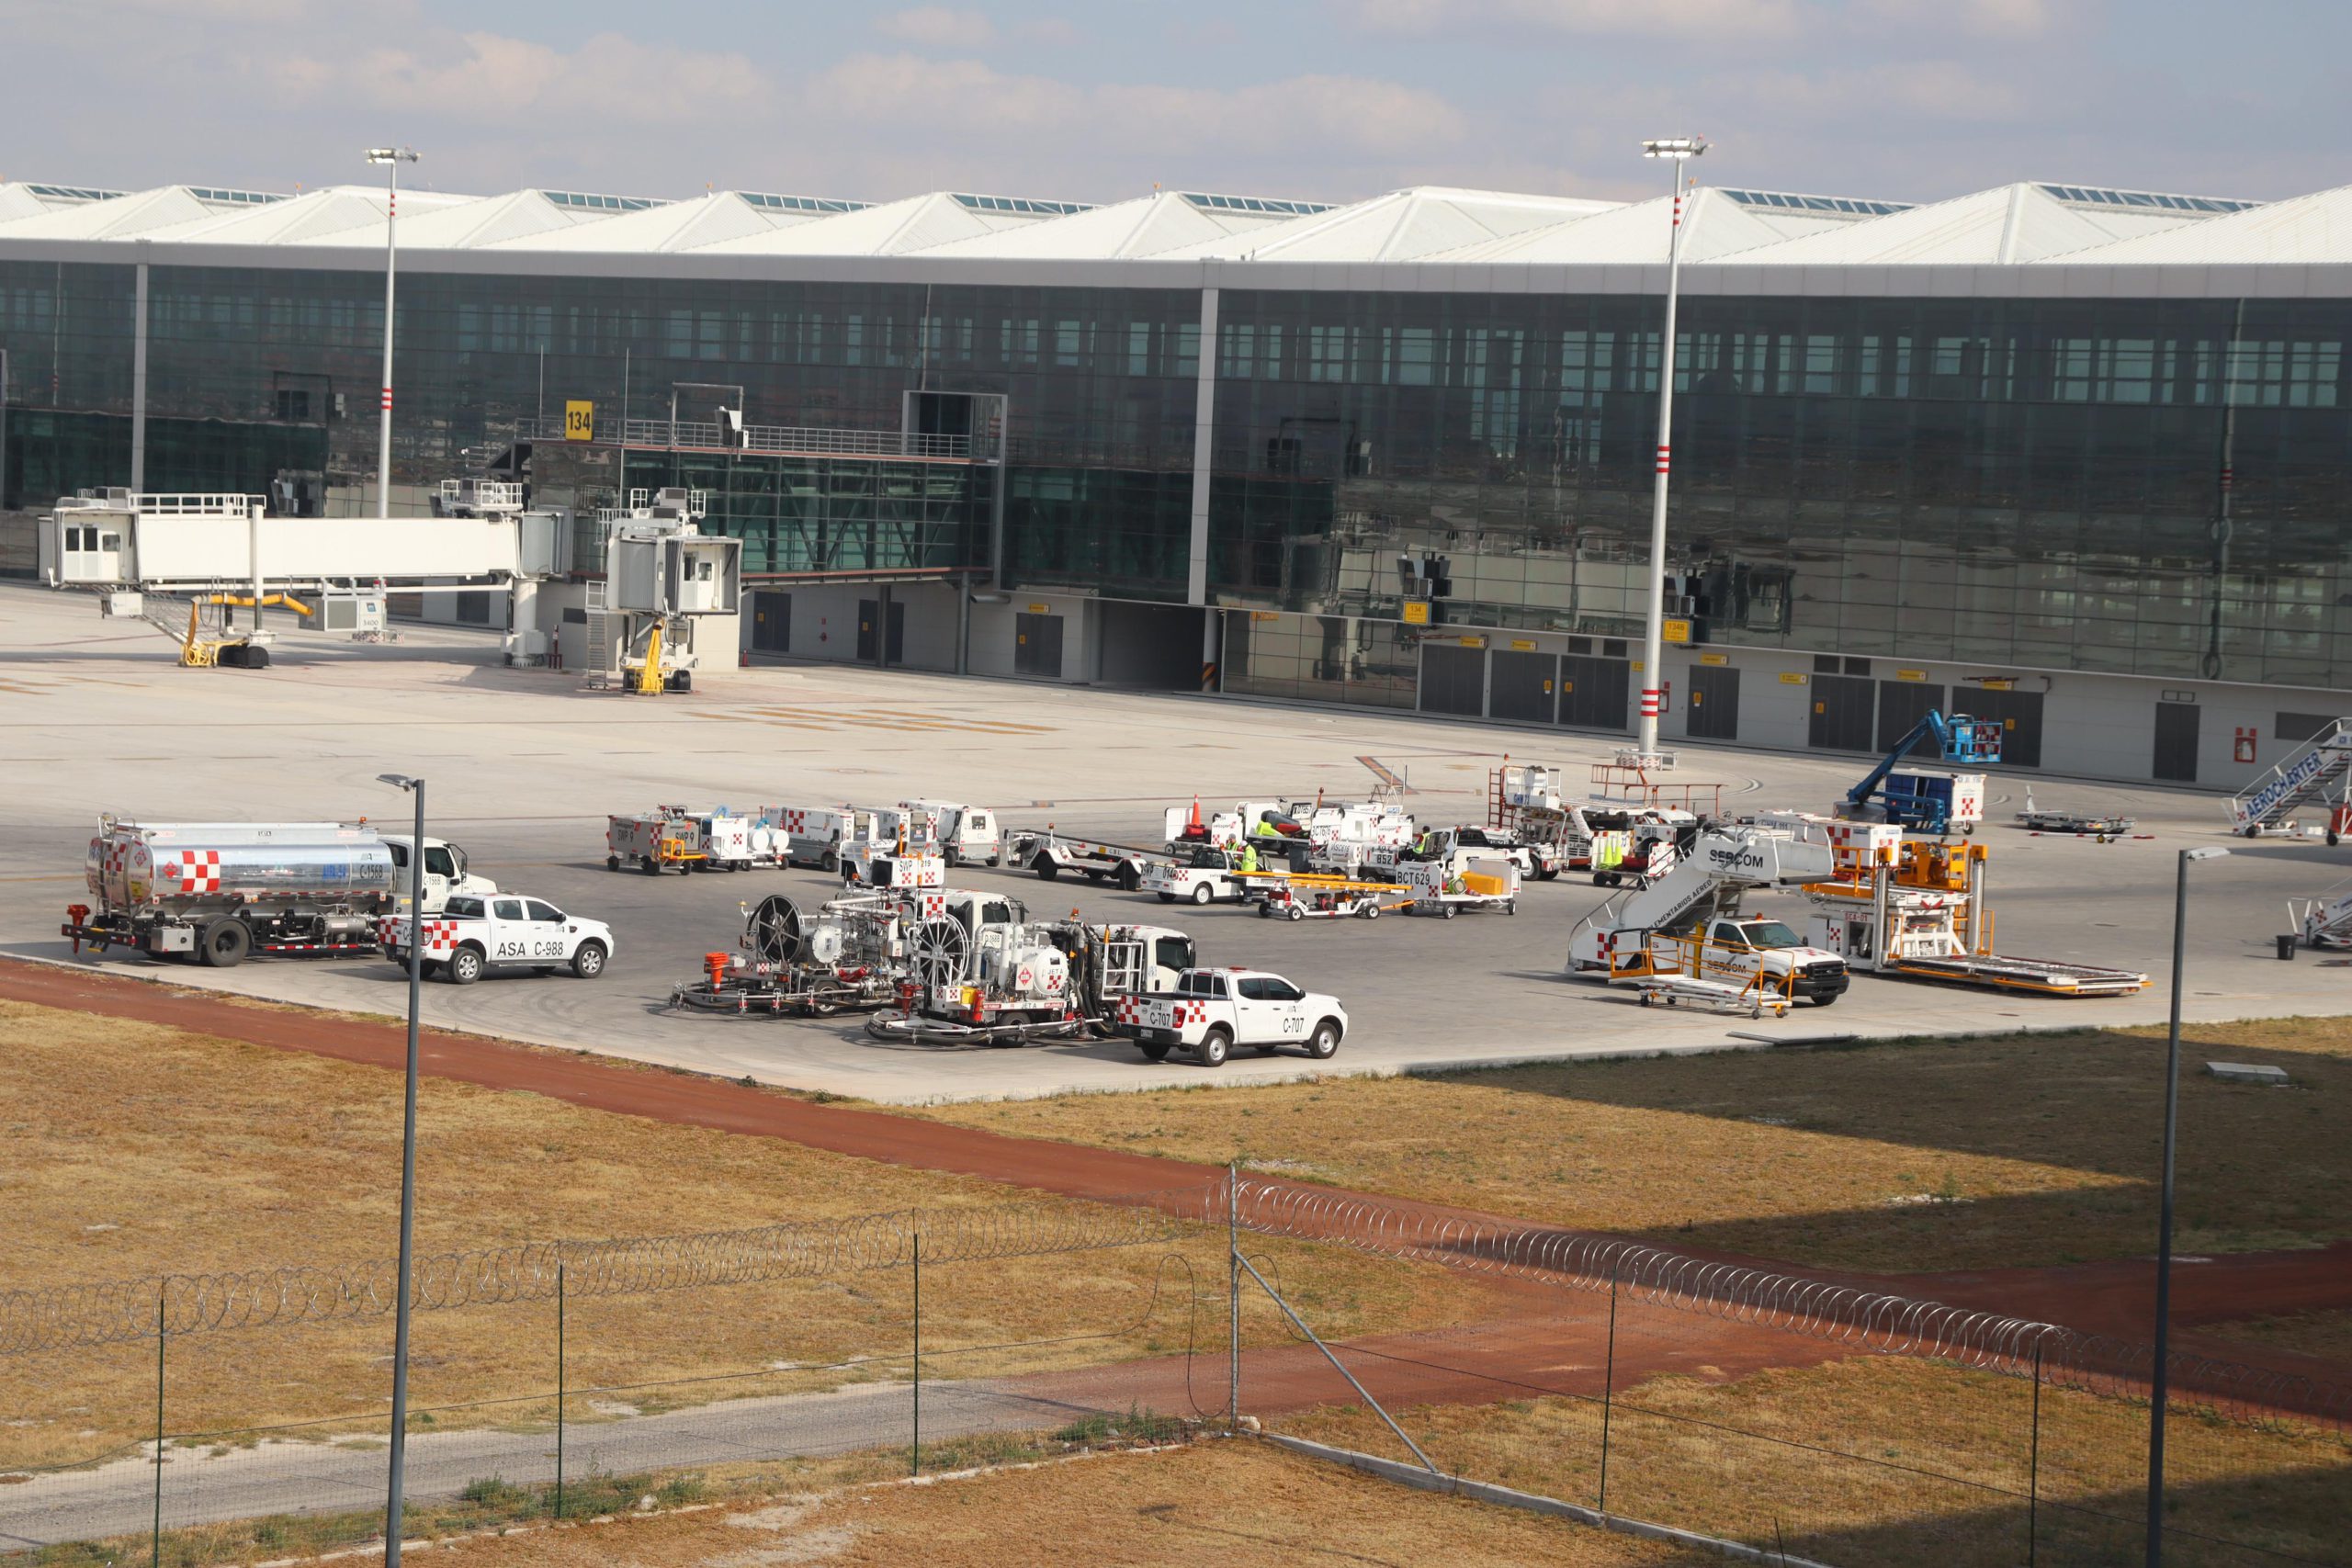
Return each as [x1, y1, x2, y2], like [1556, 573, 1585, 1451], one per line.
[1188, 795, 1203, 831]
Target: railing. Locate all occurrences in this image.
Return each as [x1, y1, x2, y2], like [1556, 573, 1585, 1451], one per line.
[127, 493, 266, 517]
[516, 415, 993, 462]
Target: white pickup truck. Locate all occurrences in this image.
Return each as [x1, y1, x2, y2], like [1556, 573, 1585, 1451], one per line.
[381, 892, 616, 985]
[1112, 967, 1346, 1067]
[1665, 915, 1849, 1007]
[1143, 847, 1261, 906]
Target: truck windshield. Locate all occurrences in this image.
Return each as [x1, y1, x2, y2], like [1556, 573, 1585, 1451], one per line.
[1738, 921, 1804, 949]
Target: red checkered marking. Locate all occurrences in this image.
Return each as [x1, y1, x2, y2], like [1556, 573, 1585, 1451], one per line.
[165, 850, 222, 895]
[378, 916, 460, 955]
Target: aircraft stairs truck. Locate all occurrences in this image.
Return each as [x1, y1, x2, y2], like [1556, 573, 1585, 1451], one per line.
[1566, 827, 1852, 1008]
[2228, 718, 2352, 841]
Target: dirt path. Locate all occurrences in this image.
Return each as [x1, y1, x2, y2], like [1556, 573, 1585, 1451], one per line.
[8, 957, 2348, 1388]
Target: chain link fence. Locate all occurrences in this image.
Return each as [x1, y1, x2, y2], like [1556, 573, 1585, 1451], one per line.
[3, 1176, 2346, 1566]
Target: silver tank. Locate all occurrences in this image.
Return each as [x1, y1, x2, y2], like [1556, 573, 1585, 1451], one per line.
[88, 821, 397, 913]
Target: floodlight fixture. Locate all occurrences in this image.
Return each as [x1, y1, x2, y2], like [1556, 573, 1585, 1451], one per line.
[1641, 136, 1708, 161]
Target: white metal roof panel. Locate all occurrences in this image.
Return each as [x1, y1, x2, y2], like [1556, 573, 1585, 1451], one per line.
[1432, 186, 1836, 265]
[1734, 182, 2233, 265]
[915, 190, 1307, 259]
[2042, 183, 2352, 265]
[0, 182, 127, 222]
[693, 190, 1091, 255]
[0, 186, 228, 240]
[1151, 186, 1619, 263]
[300, 188, 629, 250]
[490, 190, 858, 253]
[141, 186, 478, 246]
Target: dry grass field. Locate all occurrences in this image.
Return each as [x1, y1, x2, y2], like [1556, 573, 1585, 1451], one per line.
[0, 1000, 1509, 1472]
[386, 1440, 1696, 1568]
[911, 1018, 2352, 1276]
[1284, 1356, 2352, 1568]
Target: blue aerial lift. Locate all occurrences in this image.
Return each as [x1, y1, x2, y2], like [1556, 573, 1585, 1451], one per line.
[1836, 711, 2005, 835]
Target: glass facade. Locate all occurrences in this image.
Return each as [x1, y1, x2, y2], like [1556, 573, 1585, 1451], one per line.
[1205, 290, 2349, 691]
[3, 256, 2346, 690]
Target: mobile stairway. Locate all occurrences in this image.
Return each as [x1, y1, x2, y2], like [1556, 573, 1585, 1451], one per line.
[2229, 719, 2352, 841]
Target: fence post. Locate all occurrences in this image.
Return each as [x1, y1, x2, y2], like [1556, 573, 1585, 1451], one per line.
[910, 1233, 922, 1477]
[152, 1289, 164, 1568]
[554, 1262, 566, 1522]
[1227, 1163, 1240, 1429]
[2028, 1341, 2043, 1567]
[1598, 1263, 1619, 1516]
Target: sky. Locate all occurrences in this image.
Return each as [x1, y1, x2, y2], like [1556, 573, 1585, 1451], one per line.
[6, 0, 2346, 209]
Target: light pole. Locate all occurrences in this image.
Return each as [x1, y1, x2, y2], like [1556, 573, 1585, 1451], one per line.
[366, 148, 419, 521]
[1635, 135, 1706, 764]
[2145, 842, 2228, 1565]
[375, 772, 426, 1568]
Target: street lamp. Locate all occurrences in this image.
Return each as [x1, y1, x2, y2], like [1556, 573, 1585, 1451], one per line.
[374, 772, 425, 1568]
[1635, 134, 1706, 765]
[2146, 842, 2229, 1565]
[365, 148, 419, 521]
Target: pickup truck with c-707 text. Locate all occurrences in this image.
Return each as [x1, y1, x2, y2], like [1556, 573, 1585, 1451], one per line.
[1110, 967, 1347, 1068]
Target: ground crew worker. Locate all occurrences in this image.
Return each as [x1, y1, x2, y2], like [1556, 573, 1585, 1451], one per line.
[1237, 840, 1260, 875]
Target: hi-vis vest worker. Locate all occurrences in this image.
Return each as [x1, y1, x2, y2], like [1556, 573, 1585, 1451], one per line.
[1238, 842, 1260, 874]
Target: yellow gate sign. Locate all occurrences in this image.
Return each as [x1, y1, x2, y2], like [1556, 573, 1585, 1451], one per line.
[1662, 617, 1693, 644]
[564, 400, 594, 442]
[1401, 601, 1431, 626]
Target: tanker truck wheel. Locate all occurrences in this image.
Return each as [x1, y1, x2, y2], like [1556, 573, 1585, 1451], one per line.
[198, 919, 251, 968]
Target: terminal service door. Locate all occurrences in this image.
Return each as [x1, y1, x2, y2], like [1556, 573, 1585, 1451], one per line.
[1876, 679, 1947, 753]
[752, 592, 790, 653]
[1687, 664, 1741, 740]
[1969, 687, 2045, 768]
[1015, 611, 1063, 678]
[1558, 653, 1631, 732]
[2154, 700, 2200, 783]
[1808, 674, 1875, 752]
[1418, 642, 1485, 716]
[1488, 649, 1556, 724]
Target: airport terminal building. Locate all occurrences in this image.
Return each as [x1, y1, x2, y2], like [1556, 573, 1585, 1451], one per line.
[2, 174, 2347, 787]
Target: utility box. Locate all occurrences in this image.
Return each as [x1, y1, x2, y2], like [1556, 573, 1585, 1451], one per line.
[100, 591, 144, 619]
[320, 592, 386, 637]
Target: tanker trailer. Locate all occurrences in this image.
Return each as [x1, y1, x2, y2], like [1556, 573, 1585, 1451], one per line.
[63, 818, 468, 967]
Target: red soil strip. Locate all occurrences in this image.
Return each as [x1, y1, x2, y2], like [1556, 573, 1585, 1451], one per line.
[6, 956, 2348, 1401]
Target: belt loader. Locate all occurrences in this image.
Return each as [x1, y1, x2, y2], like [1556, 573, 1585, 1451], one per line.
[1800, 822, 2146, 996]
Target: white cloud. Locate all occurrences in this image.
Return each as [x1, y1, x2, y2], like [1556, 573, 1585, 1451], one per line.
[807, 52, 1464, 164]
[266, 30, 767, 129]
[1859, 0, 2078, 38]
[874, 6, 998, 50]
[1340, 0, 1808, 40]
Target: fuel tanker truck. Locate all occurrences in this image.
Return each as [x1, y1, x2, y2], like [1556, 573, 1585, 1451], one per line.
[64, 817, 493, 967]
